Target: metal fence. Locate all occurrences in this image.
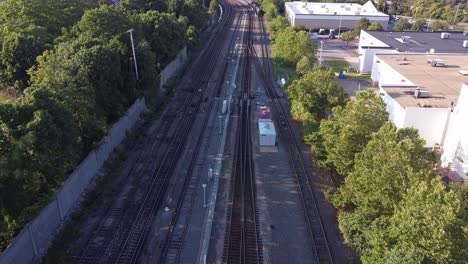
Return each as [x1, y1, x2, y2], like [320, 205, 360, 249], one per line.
[0, 98, 147, 264]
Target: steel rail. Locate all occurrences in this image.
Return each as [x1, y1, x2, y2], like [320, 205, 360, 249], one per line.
[250, 12, 335, 264]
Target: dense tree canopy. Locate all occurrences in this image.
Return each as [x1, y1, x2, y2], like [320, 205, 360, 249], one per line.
[0, 0, 208, 250]
[288, 66, 347, 125]
[0, 0, 101, 90]
[411, 18, 426, 31]
[272, 27, 315, 67]
[311, 90, 388, 175]
[393, 18, 411, 30]
[334, 122, 465, 263]
[367, 22, 383, 31]
[268, 16, 289, 42]
[353, 18, 370, 34]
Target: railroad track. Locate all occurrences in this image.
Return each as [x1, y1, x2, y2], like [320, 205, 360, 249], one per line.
[222, 7, 263, 264]
[157, 5, 248, 264]
[76, 1, 236, 263]
[250, 9, 335, 264]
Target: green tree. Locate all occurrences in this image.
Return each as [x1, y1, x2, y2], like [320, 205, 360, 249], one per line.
[0, 25, 53, 90]
[354, 17, 370, 34]
[262, 0, 279, 21]
[314, 90, 388, 175]
[376, 0, 387, 12]
[288, 66, 347, 133]
[179, 0, 208, 30]
[367, 22, 383, 31]
[208, 0, 218, 15]
[411, 18, 426, 31]
[428, 2, 445, 20]
[139, 10, 187, 66]
[27, 41, 106, 153]
[340, 31, 356, 45]
[0, 0, 99, 90]
[268, 16, 289, 42]
[332, 122, 465, 263]
[430, 20, 449, 30]
[393, 18, 411, 30]
[272, 27, 315, 67]
[77, 5, 130, 41]
[295, 56, 314, 75]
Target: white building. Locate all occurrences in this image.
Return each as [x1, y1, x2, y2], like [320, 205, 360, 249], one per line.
[371, 53, 468, 180]
[285, 1, 388, 30]
[358, 30, 468, 73]
[441, 84, 468, 180]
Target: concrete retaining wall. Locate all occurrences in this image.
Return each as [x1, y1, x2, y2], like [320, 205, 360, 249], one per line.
[0, 98, 147, 264]
[160, 47, 188, 90]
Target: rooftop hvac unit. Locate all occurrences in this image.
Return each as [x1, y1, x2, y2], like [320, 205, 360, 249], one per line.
[340, 4, 344, 8]
[321, 4, 326, 8]
[430, 59, 446, 67]
[355, 11, 360, 15]
[345, 7, 350, 11]
[441, 32, 451, 39]
[463, 40, 468, 48]
[414, 88, 431, 98]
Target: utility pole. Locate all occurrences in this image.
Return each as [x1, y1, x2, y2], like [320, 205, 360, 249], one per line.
[319, 41, 324, 65]
[338, 13, 343, 38]
[126, 28, 139, 81]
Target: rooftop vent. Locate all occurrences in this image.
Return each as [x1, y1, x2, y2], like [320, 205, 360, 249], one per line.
[441, 32, 451, 39]
[463, 40, 468, 48]
[428, 59, 446, 67]
[414, 88, 431, 98]
[398, 57, 409, 65]
[402, 36, 411, 43]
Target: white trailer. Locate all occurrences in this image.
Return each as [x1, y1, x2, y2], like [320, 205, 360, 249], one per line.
[258, 120, 276, 146]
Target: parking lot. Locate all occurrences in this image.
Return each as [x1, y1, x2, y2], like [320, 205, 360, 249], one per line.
[312, 35, 375, 99]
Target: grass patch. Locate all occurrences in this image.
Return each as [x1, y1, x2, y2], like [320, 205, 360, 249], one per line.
[346, 72, 371, 81]
[327, 60, 371, 81]
[327, 60, 350, 73]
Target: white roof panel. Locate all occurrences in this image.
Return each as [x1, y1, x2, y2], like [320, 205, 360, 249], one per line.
[258, 120, 276, 135]
[285, 1, 388, 17]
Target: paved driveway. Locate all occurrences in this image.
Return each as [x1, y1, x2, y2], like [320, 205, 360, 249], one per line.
[313, 36, 359, 68]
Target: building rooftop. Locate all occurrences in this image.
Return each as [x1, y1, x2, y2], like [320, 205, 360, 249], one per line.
[364, 30, 468, 53]
[285, 1, 387, 17]
[258, 120, 276, 135]
[377, 53, 468, 108]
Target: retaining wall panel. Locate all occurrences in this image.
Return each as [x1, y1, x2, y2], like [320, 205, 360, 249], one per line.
[77, 152, 98, 189]
[28, 201, 61, 254]
[0, 228, 34, 264]
[57, 170, 81, 216]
